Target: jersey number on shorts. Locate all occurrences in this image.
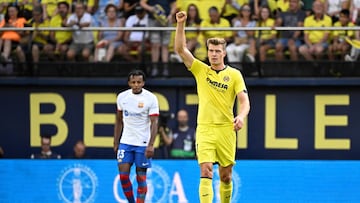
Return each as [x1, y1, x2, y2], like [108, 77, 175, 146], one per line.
[117, 149, 125, 159]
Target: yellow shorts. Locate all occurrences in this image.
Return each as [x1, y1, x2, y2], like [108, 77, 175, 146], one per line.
[196, 124, 236, 167]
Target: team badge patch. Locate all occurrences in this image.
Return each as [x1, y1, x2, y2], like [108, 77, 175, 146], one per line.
[138, 102, 144, 108]
[223, 76, 230, 82]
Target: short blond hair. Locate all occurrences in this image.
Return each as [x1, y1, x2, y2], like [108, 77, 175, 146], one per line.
[206, 38, 227, 50]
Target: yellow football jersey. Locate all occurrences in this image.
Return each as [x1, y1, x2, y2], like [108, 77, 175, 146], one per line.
[190, 59, 247, 125]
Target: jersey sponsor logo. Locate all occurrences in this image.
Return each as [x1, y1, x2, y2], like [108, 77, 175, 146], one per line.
[206, 77, 228, 92]
[123, 110, 141, 117]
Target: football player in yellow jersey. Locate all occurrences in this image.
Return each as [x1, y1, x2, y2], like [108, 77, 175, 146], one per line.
[175, 11, 250, 203]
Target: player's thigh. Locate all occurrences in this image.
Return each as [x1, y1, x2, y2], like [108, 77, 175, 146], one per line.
[117, 143, 135, 165]
[215, 126, 236, 167]
[196, 125, 217, 164]
[134, 146, 151, 169]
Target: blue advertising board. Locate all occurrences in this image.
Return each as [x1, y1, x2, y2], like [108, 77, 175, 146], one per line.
[1, 160, 360, 203]
[1, 78, 360, 159]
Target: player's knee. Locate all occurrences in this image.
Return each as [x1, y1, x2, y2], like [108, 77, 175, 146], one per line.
[220, 173, 232, 183]
[219, 166, 233, 183]
[200, 164, 213, 178]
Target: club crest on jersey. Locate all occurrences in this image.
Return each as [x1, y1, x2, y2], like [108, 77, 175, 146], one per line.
[138, 102, 144, 108]
[223, 75, 230, 82]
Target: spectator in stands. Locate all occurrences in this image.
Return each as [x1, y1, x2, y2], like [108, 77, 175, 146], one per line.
[349, 0, 360, 24]
[123, 0, 140, 19]
[17, 0, 35, 20]
[200, 6, 233, 45]
[69, 140, 87, 159]
[328, 9, 354, 60]
[345, 29, 360, 61]
[85, 0, 97, 15]
[184, 3, 202, 54]
[41, 0, 71, 19]
[253, 6, 277, 62]
[154, 112, 173, 159]
[0, 2, 8, 16]
[30, 135, 61, 159]
[140, 0, 177, 77]
[302, 0, 315, 16]
[170, 109, 196, 159]
[0, 146, 4, 158]
[170, 3, 202, 62]
[324, 0, 349, 23]
[275, 0, 290, 15]
[299, 0, 332, 62]
[67, 0, 97, 15]
[29, 6, 50, 74]
[220, 0, 242, 24]
[0, 4, 27, 74]
[44, 1, 72, 61]
[275, 0, 306, 61]
[252, 0, 270, 19]
[91, 0, 123, 26]
[94, 4, 125, 62]
[119, 5, 149, 62]
[226, 4, 256, 65]
[66, 2, 94, 62]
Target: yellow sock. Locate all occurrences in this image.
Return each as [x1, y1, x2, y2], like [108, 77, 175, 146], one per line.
[220, 181, 232, 203]
[199, 178, 213, 203]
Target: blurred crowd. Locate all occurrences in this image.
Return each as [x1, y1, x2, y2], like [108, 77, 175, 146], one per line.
[0, 0, 359, 77]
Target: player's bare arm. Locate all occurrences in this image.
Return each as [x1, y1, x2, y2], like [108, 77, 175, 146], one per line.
[234, 91, 250, 131]
[145, 115, 158, 158]
[113, 110, 123, 153]
[175, 11, 195, 69]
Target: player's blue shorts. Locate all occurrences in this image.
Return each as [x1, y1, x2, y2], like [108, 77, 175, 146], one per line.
[117, 143, 151, 168]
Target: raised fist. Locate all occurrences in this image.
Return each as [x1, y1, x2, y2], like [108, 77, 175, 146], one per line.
[176, 11, 187, 23]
